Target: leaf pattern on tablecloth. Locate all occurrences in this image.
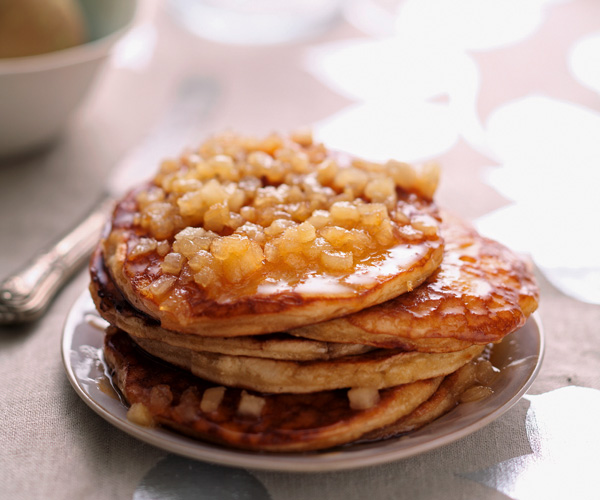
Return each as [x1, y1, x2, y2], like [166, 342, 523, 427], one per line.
[476, 95, 600, 305]
[461, 386, 600, 500]
[307, 0, 560, 164]
[133, 455, 271, 500]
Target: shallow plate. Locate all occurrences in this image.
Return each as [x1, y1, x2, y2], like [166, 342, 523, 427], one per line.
[62, 290, 544, 472]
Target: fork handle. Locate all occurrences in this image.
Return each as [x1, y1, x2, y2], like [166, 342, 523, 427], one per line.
[0, 197, 113, 324]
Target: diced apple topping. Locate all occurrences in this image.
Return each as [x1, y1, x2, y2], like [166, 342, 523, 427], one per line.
[126, 131, 440, 298]
[200, 386, 226, 413]
[126, 402, 155, 427]
[237, 391, 266, 418]
[347, 387, 381, 410]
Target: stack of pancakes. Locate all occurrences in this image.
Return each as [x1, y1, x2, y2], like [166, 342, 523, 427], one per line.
[90, 131, 539, 452]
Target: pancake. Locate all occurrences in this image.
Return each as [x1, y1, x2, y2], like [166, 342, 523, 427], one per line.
[104, 327, 444, 452]
[101, 131, 444, 337]
[90, 245, 372, 361]
[89, 130, 539, 454]
[291, 213, 539, 350]
[133, 333, 485, 394]
[130, 330, 372, 362]
[361, 355, 494, 440]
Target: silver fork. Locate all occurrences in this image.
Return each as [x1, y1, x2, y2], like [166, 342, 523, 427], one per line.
[0, 198, 113, 324]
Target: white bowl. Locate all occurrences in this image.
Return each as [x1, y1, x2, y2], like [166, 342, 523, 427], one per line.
[0, 0, 137, 158]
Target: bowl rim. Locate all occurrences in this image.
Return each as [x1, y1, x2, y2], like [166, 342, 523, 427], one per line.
[0, 0, 139, 75]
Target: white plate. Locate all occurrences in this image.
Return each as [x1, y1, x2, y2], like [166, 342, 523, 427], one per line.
[62, 290, 544, 472]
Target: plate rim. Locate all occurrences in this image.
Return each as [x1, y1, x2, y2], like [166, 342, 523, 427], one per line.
[62, 290, 544, 472]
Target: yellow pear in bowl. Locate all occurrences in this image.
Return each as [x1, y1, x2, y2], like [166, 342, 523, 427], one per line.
[0, 0, 87, 58]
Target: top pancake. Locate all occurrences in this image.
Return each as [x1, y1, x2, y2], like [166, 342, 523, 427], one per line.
[291, 213, 539, 349]
[101, 131, 444, 336]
